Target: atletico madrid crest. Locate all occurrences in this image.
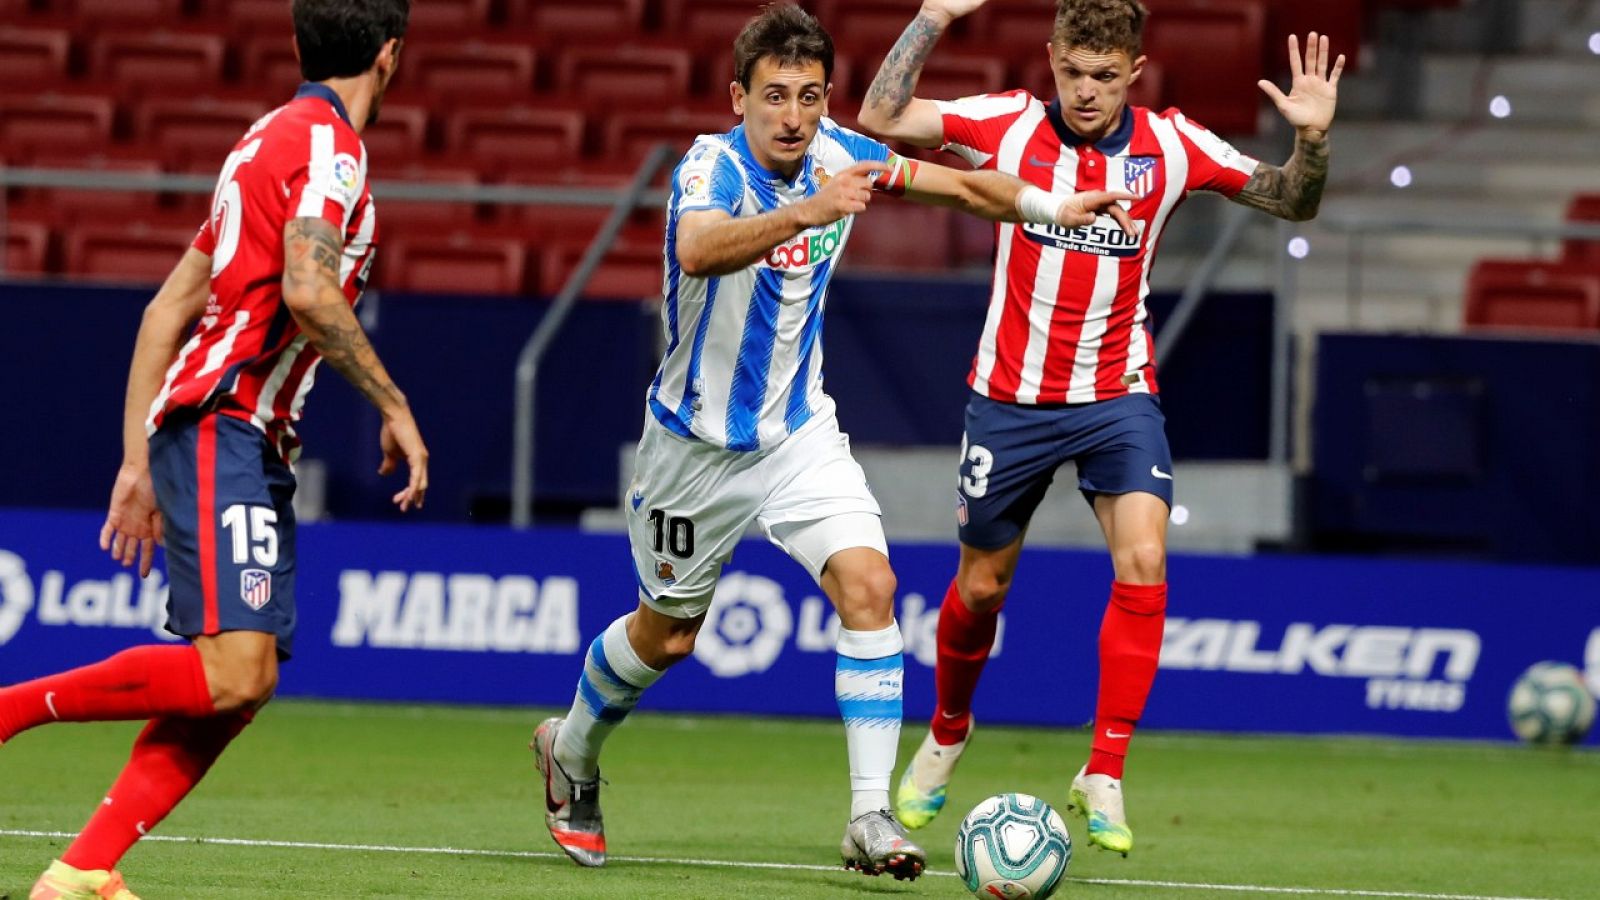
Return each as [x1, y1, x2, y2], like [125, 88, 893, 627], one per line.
[1123, 156, 1159, 199]
[241, 569, 272, 610]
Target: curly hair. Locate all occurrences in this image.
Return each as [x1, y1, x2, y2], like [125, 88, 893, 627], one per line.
[1052, 0, 1148, 57]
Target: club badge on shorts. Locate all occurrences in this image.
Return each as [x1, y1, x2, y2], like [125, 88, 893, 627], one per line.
[241, 569, 272, 610]
[656, 561, 677, 586]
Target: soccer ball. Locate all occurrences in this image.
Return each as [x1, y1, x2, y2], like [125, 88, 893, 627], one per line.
[1507, 661, 1596, 745]
[954, 793, 1072, 899]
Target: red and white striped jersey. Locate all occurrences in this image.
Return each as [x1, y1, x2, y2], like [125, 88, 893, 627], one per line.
[149, 83, 378, 463]
[936, 91, 1258, 405]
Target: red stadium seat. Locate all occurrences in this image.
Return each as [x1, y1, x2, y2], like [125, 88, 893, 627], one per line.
[405, 42, 538, 99]
[1464, 260, 1600, 331]
[813, 0, 978, 46]
[846, 200, 955, 271]
[507, 0, 647, 36]
[0, 26, 73, 86]
[3, 220, 52, 275]
[0, 94, 116, 156]
[360, 103, 430, 162]
[1563, 194, 1600, 267]
[405, 0, 492, 31]
[63, 222, 197, 285]
[381, 232, 527, 296]
[968, 0, 1057, 47]
[369, 163, 481, 231]
[89, 32, 227, 89]
[10, 148, 167, 217]
[64, 0, 184, 23]
[1264, 0, 1363, 75]
[604, 107, 735, 164]
[660, 0, 764, 37]
[134, 98, 271, 170]
[1142, 0, 1265, 135]
[444, 106, 586, 167]
[556, 45, 693, 101]
[197, 0, 296, 29]
[538, 230, 664, 300]
[1021, 57, 1166, 110]
[902, 52, 1007, 100]
[238, 34, 306, 90]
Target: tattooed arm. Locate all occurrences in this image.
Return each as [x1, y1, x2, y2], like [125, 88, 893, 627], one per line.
[1234, 32, 1344, 222]
[282, 217, 429, 510]
[858, 1, 989, 146]
[1230, 129, 1330, 222]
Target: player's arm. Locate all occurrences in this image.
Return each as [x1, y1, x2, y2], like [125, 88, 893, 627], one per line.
[1231, 33, 1343, 222]
[858, 0, 988, 147]
[101, 247, 213, 576]
[281, 216, 428, 511]
[675, 160, 889, 277]
[889, 156, 1138, 233]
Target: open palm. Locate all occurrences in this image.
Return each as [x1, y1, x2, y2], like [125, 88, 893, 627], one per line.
[1259, 32, 1344, 134]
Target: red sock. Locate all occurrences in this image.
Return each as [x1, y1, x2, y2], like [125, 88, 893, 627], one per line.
[0, 645, 215, 743]
[62, 712, 252, 872]
[932, 579, 1001, 746]
[1088, 581, 1167, 780]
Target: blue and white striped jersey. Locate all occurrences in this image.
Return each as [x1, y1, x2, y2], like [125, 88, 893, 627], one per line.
[646, 118, 891, 452]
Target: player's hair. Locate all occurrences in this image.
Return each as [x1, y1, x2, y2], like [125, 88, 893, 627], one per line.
[1052, 0, 1148, 57]
[732, 3, 834, 90]
[293, 0, 411, 82]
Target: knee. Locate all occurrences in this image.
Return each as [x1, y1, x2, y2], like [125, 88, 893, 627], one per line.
[653, 629, 699, 667]
[1114, 540, 1166, 585]
[957, 569, 1010, 614]
[209, 666, 277, 714]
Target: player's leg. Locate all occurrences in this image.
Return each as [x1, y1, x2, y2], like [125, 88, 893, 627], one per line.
[899, 396, 1059, 829]
[1066, 395, 1174, 855]
[534, 417, 753, 867]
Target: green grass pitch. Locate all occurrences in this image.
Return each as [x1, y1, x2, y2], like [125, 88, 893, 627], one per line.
[1, 701, 1594, 899]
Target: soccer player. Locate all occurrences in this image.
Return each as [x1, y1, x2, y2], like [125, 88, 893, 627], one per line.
[530, 4, 1135, 881]
[0, 2, 424, 896]
[857, 0, 1341, 855]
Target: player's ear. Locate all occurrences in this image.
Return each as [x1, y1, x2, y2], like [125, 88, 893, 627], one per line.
[730, 80, 745, 117]
[1128, 54, 1147, 85]
[821, 83, 832, 117]
[376, 38, 401, 76]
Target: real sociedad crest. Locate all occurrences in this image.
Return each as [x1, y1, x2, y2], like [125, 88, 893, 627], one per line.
[1123, 156, 1159, 198]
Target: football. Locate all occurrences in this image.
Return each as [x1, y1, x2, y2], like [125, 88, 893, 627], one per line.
[1508, 661, 1597, 745]
[953, 793, 1072, 899]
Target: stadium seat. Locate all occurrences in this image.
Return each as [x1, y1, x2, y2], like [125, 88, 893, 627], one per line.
[133, 98, 272, 170]
[507, 0, 647, 36]
[405, 42, 538, 100]
[603, 107, 735, 164]
[369, 163, 482, 230]
[660, 0, 766, 37]
[0, 94, 116, 156]
[238, 34, 307, 90]
[444, 106, 586, 167]
[1264, 0, 1363, 75]
[10, 148, 167, 218]
[196, 0, 297, 29]
[1142, 0, 1265, 135]
[0, 26, 73, 86]
[966, 0, 1057, 46]
[1464, 260, 1600, 331]
[556, 45, 693, 101]
[63, 0, 185, 23]
[538, 232, 664, 300]
[360, 103, 430, 162]
[1563, 194, 1600, 267]
[89, 32, 227, 89]
[3, 220, 52, 275]
[898, 51, 1007, 100]
[814, 0, 979, 46]
[847, 200, 955, 271]
[63, 222, 197, 285]
[404, 0, 492, 31]
[381, 232, 527, 296]
[1021, 57, 1166, 110]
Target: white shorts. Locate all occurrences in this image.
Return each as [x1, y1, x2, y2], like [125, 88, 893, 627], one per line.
[627, 410, 887, 618]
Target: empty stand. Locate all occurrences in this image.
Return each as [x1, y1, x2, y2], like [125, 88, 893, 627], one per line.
[660, 0, 765, 37]
[1265, 0, 1363, 75]
[444, 106, 585, 166]
[3, 220, 51, 275]
[89, 32, 227, 90]
[604, 107, 734, 163]
[64, 0, 184, 23]
[0, 26, 72, 86]
[1563, 194, 1600, 267]
[557, 45, 693, 101]
[381, 232, 526, 295]
[238, 34, 306, 90]
[538, 230, 663, 299]
[404, 0, 492, 31]
[814, 0, 978, 45]
[1464, 260, 1600, 331]
[846, 201, 956, 271]
[0, 94, 115, 156]
[63, 222, 197, 284]
[405, 42, 538, 99]
[358, 103, 430, 163]
[507, 0, 647, 36]
[134, 98, 272, 169]
[369, 163, 482, 230]
[1142, 0, 1265, 134]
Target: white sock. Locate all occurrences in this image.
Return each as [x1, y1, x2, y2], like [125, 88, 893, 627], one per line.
[554, 614, 663, 781]
[836, 622, 904, 820]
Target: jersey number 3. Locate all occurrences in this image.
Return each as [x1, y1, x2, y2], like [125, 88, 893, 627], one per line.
[960, 434, 994, 498]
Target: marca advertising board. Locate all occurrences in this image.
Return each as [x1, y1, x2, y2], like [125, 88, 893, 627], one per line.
[1, 510, 1595, 744]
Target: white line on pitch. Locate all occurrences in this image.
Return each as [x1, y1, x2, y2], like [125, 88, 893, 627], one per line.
[0, 829, 1560, 900]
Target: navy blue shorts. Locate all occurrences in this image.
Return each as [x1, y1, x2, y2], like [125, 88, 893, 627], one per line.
[150, 412, 297, 659]
[956, 392, 1174, 550]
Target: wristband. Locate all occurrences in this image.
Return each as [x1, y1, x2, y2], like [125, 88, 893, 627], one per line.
[1016, 185, 1067, 225]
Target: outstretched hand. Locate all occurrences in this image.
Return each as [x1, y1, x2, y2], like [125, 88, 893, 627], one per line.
[1258, 32, 1344, 135]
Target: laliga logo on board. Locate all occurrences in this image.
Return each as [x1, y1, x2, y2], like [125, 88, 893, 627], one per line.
[0, 550, 31, 644]
[0, 549, 176, 646]
[694, 572, 793, 678]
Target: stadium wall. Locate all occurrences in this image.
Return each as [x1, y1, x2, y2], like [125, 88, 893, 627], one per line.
[2, 509, 1595, 744]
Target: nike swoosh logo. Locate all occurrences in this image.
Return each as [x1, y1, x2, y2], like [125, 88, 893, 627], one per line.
[1150, 465, 1173, 480]
[1026, 155, 1058, 168]
[1105, 729, 1131, 739]
[45, 691, 59, 720]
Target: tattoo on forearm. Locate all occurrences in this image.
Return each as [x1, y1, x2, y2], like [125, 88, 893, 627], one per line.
[283, 218, 405, 411]
[864, 13, 946, 118]
[1233, 131, 1330, 222]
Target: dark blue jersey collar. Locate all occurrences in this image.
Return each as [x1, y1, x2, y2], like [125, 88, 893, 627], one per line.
[294, 82, 354, 129]
[1045, 100, 1134, 156]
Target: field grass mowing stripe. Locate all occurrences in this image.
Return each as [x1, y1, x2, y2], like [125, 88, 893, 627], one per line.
[0, 829, 1560, 900]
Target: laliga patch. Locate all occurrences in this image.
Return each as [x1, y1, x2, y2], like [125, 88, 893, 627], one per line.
[240, 569, 272, 610]
[328, 153, 361, 208]
[683, 173, 708, 199]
